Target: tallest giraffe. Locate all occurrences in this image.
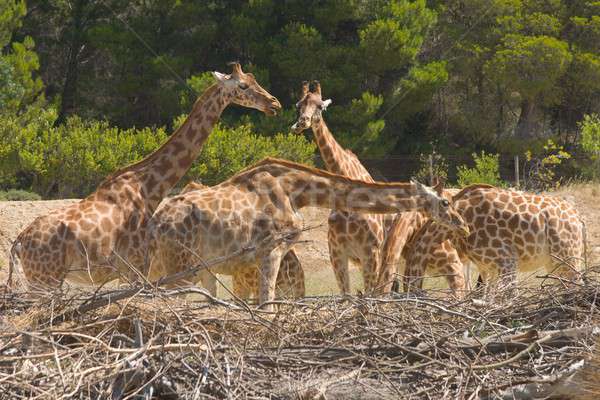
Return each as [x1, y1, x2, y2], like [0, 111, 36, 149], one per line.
[9, 63, 281, 289]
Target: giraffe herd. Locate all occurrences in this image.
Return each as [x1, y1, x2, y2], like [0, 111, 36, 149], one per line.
[7, 64, 586, 305]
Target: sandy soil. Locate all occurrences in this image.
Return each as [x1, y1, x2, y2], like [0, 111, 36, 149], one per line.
[1, 184, 599, 289]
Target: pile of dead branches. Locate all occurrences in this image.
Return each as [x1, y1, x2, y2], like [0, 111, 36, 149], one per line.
[1, 270, 600, 399]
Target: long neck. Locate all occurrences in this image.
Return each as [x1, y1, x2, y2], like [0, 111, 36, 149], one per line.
[100, 84, 228, 210]
[312, 119, 373, 181]
[381, 212, 425, 265]
[287, 170, 429, 213]
[406, 219, 454, 260]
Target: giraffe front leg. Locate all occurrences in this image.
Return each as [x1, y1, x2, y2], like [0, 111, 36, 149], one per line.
[362, 248, 381, 295]
[233, 272, 254, 299]
[198, 270, 217, 296]
[403, 258, 426, 296]
[258, 246, 285, 311]
[445, 261, 468, 298]
[330, 246, 350, 295]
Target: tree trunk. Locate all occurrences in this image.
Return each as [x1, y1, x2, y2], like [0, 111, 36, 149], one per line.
[515, 98, 536, 140]
[56, 0, 85, 125]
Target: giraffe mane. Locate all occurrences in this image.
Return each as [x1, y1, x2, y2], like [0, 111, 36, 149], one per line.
[235, 157, 416, 189]
[98, 84, 221, 187]
[451, 184, 496, 202]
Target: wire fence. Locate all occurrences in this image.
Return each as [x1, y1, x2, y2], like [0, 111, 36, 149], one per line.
[313, 154, 593, 187]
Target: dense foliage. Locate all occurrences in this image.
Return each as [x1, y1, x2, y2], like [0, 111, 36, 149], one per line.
[0, 0, 599, 198]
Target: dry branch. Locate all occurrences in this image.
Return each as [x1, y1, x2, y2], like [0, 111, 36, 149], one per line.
[1, 266, 600, 399]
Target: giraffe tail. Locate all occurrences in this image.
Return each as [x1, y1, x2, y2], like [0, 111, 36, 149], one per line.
[581, 218, 588, 274]
[7, 239, 22, 289]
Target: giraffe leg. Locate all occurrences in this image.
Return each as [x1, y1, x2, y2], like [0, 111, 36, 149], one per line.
[330, 247, 350, 294]
[258, 246, 285, 310]
[198, 270, 218, 296]
[548, 237, 584, 282]
[233, 272, 253, 299]
[276, 249, 305, 298]
[444, 261, 467, 298]
[362, 248, 381, 295]
[403, 264, 425, 295]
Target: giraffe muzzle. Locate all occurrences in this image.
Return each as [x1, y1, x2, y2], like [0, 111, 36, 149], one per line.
[266, 99, 282, 116]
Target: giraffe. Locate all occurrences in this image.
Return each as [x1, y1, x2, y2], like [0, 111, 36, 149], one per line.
[291, 81, 430, 295]
[147, 157, 469, 309]
[400, 185, 584, 294]
[179, 179, 305, 299]
[377, 183, 470, 295]
[7, 63, 281, 290]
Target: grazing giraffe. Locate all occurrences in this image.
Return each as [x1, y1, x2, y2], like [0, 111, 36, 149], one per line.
[400, 185, 584, 293]
[179, 180, 305, 298]
[291, 81, 419, 294]
[8, 63, 281, 290]
[147, 157, 468, 309]
[377, 184, 470, 295]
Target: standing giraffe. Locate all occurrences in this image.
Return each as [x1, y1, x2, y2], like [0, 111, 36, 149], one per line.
[147, 158, 469, 308]
[377, 184, 470, 295]
[179, 180, 305, 298]
[400, 185, 584, 293]
[8, 63, 281, 290]
[291, 81, 399, 294]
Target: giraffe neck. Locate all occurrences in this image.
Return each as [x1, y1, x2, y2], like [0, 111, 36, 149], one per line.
[99, 84, 229, 210]
[242, 159, 427, 213]
[312, 119, 373, 181]
[408, 219, 454, 256]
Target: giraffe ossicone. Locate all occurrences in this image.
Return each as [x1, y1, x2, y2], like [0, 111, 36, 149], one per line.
[8, 63, 281, 291]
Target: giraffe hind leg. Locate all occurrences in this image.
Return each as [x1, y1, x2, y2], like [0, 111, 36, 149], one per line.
[276, 249, 305, 298]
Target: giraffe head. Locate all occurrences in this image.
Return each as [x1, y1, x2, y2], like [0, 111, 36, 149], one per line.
[291, 80, 332, 133]
[412, 179, 470, 237]
[213, 62, 282, 116]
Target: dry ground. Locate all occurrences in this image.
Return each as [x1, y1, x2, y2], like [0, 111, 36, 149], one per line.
[0, 183, 599, 295]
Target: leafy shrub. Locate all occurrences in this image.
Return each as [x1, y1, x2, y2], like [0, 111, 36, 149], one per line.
[0, 189, 41, 201]
[523, 139, 571, 191]
[0, 111, 167, 198]
[182, 121, 316, 186]
[415, 149, 448, 185]
[579, 114, 600, 180]
[457, 151, 507, 188]
[1, 109, 316, 198]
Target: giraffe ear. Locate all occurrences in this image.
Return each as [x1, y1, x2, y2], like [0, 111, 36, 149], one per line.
[410, 178, 426, 193]
[213, 71, 229, 82]
[322, 99, 332, 110]
[433, 177, 446, 196]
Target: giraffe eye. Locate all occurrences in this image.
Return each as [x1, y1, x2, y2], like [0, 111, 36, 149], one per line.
[238, 82, 249, 90]
[441, 199, 449, 207]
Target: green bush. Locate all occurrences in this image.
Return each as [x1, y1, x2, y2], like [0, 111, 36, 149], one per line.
[579, 114, 600, 180]
[0, 110, 316, 198]
[415, 149, 448, 185]
[457, 151, 507, 188]
[0, 189, 41, 201]
[181, 120, 316, 186]
[0, 111, 167, 198]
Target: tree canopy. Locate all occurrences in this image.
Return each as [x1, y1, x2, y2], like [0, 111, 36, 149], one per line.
[0, 0, 598, 197]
